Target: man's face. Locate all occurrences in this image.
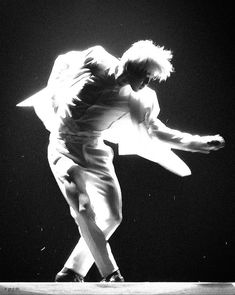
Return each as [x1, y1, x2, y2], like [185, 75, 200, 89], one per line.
[128, 73, 153, 91]
[125, 63, 156, 91]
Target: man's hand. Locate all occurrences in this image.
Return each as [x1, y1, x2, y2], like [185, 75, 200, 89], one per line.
[148, 118, 225, 154]
[186, 134, 225, 154]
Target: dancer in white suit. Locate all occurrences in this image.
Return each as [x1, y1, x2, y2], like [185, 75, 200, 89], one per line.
[17, 40, 224, 282]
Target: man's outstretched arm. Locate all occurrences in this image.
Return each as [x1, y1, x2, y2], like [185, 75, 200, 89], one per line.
[147, 117, 225, 154]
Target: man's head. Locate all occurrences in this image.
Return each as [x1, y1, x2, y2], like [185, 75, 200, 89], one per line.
[118, 40, 174, 91]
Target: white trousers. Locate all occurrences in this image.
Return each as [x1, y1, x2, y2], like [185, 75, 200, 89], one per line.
[48, 134, 122, 277]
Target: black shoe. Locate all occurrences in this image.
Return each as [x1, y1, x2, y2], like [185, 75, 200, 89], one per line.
[101, 270, 124, 282]
[55, 267, 84, 282]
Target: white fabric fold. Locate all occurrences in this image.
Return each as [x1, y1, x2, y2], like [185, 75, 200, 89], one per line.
[103, 113, 191, 177]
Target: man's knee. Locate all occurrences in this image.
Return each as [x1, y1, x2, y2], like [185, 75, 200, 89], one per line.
[110, 210, 123, 228]
[101, 211, 122, 239]
[78, 193, 91, 212]
[69, 192, 94, 226]
[116, 212, 123, 226]
[65, 165, 91, 210]
[63, 178, 91, 214]
[67, 165, 88, 192]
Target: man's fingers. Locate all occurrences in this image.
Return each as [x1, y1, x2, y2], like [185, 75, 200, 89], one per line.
[207, 139, 225, 149]
[185, 134, 225, 153]
[203, 134, 225, 150]
[207, 140, 221, 146]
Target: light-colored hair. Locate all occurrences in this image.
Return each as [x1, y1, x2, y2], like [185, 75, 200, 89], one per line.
[120, 40, 174, 81]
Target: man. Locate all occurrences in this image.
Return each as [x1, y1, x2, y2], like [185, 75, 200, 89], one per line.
[17, 40, 225, 282]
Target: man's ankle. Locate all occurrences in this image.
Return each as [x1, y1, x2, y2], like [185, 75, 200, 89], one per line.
[55, 267, 84, 282]
[102, 269, 124, 282]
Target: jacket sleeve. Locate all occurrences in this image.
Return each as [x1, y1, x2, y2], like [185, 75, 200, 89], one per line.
[103, 86, 192, 177]
[130, 86, 201, 152]
[144, 97, 224, 154]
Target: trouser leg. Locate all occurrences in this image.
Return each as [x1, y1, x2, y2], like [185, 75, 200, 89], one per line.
[64, 238, 118, 278]
[75, 208, 118, 277]
[64, 237, 94, 277]
[48, 141, 122, 279]
[61, 166, 121, 278]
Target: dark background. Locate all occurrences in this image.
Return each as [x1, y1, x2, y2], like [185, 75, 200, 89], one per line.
[1, 0, 234, 282]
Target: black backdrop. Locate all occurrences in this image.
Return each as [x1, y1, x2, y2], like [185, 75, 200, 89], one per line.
[1, 0, 234, 282]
